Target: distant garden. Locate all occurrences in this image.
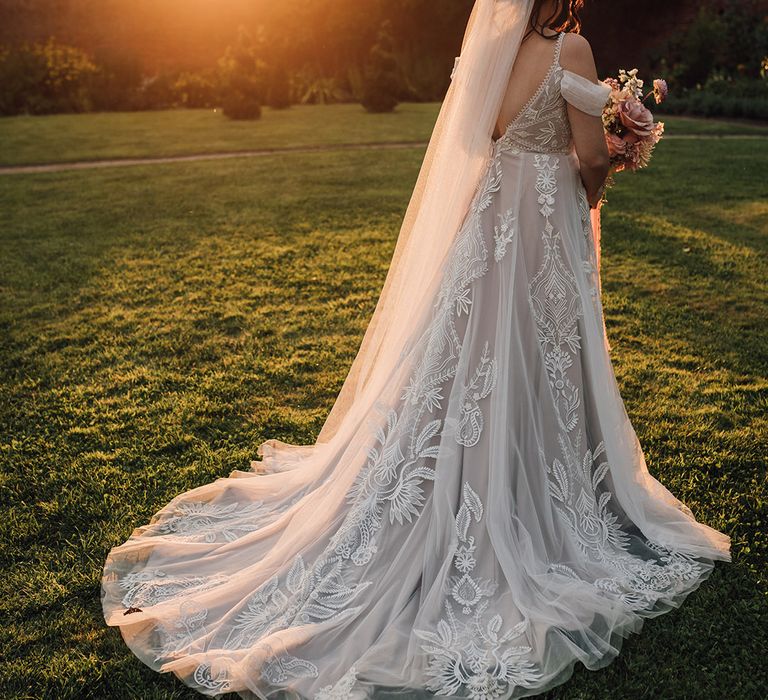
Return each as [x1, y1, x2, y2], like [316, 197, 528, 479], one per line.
[0, 0, 766, 120]
[650, 2, 768, 121]
[0, 23, 405, 118]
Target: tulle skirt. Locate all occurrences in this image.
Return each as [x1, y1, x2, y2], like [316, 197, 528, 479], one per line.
[102, 141, 731, 699]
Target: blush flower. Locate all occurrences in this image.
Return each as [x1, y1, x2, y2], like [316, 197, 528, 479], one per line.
[606, 133, 628, 158]
[618, 98, 654, 138]
[653, 78, 668, 104]
[600, 68, 667, 176]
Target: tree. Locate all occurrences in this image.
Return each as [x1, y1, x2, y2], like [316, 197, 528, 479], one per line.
[218, 27, 267, 119]
[0, 38, 96, 115]
[267, 65, 292, 109]
[361, 20, 401, 113]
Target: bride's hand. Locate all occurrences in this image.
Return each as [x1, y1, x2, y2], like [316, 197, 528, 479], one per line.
[587, 184, 605, 209]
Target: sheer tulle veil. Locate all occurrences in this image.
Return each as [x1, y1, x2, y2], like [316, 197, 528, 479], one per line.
[257, 0, 537, 470]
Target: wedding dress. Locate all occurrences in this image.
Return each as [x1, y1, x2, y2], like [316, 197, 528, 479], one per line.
[101, 23, 731, 700]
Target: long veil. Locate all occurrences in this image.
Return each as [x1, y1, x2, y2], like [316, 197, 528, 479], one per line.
[257, 0, 535, 471]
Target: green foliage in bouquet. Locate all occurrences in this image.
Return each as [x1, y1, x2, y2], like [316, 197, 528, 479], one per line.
[361, 21, 400, 114]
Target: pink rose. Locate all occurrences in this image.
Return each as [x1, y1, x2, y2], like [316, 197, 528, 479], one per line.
[618, 98, 654, 138]
[622, 130, 639, 144]
[606, 133, 627, 158]
[653, 78, 668, 104]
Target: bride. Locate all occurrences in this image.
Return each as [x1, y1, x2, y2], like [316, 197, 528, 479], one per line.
[101, 1, 732, 697]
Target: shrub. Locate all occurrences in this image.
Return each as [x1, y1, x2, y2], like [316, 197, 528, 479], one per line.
[293, 68, 350, 105]
[89, 48, 144, 111]
[0, 39, 96, 115]
[656, 76, 768, 121]
[650, 1, 768, 91]
[266, 66, 292, 109]
[218, 27, 267, 120]
[174, 70, 219, 109]
[221, 92, 262, 120]
[361, 21, 400, 113]
[137, 72, 178, 110]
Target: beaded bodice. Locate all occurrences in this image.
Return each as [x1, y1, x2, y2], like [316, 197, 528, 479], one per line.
[494, 32, 572, 154]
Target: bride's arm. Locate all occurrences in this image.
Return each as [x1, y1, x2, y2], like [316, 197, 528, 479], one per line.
[560, 34, 610, 208]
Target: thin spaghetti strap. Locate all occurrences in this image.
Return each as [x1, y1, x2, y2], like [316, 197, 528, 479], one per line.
[554, 31, 566, 66]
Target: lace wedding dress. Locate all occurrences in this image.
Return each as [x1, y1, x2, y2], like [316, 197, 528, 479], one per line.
[102, 31, 731, 699]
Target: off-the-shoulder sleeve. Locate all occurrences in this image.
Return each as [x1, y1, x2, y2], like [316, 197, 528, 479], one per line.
[451, 56, 460, 80]
[561, 69, 612, 116]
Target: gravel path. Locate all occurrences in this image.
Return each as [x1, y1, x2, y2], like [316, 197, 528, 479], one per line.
[1, 134, 765, 175]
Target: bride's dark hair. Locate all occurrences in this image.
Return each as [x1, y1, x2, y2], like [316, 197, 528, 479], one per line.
[526, 0, 584, 39]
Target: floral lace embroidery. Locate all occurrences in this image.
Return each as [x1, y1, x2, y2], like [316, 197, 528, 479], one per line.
[414, 482, 541, 698]
[260, 648, 319, 685]
[496, 33, 572, 155]
[528, 155, 582, 434]
[150, 501, 268, 543]
[193, 663, 232, 692]
[577, 187, 590, 239]
[213, 148, 504, 689]
[545, 434, 703, 609]
[225, 554, 370, 650]
[119, 569, 227, 609]
[527, 151, 702, 609]
[493, 208, 516, 263]
[122, 135, 508, 694]
[576, 187, 600, 308]
[156, 600, 208, 660]
[457, 341, 498, 448]
[315, 665, 359, 700]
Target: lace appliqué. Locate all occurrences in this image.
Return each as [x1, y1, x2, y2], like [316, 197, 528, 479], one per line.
[194, 663, 232, 693]
[527, 152, 703, 610]
[316, 665, 359, 700]
[260, 648, 319, 685]
[495, 33, 572, 155]
[156, 600, 208, 660]
[545, 434, 703, 609]
[493, 208, 516, 263]
[457, 341, 498, 448]
[528, 155, 582, 434]
[149, 501, 268, 543]
[119, 569, 227, 609]
[577, 187, 600, 309]
[577, 187, 590, 239]
[225, 554, 370, 650]
[127, 132, 508, 695]
[414, 482, 541, 697]
[231, 145, 504, 692]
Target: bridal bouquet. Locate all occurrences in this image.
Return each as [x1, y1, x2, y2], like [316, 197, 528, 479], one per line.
[601, 68, 667, 173]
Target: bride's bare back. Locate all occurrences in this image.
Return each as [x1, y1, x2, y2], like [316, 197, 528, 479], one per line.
[494, 30, 564, 139]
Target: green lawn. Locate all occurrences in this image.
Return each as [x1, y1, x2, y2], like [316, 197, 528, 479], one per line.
[0, 104, 437, 166]
[0, 111, 766, 699]
[1, 104, 766, 166]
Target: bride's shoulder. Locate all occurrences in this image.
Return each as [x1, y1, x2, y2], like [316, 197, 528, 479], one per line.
[559, 32, 599, 81]
[560, 32, 593, 55]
